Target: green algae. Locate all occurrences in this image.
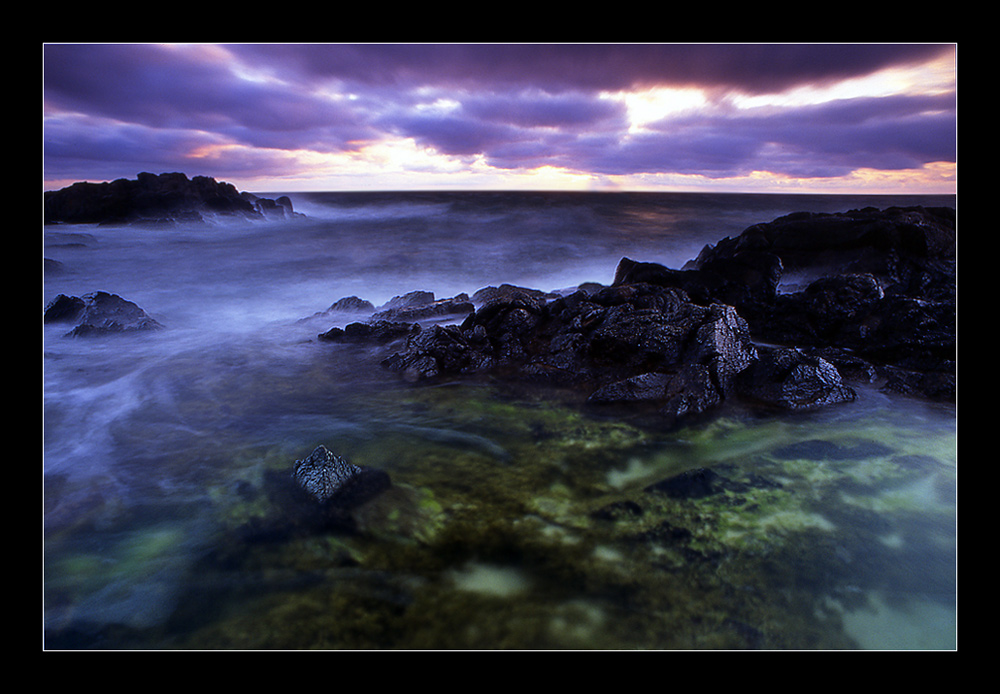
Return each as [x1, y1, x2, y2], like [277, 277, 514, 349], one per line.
[45, 375, 955, 650]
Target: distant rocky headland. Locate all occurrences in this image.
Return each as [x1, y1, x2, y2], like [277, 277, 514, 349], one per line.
[43, 171, 302, 226]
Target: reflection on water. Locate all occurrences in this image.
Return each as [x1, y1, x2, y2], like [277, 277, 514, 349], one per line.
[43, 191, 956, 649]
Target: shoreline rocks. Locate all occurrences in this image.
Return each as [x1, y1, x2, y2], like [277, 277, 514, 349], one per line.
[43, 172, 303, 226]
[317, 205, 955, 425]
[44, 291, 163, 336]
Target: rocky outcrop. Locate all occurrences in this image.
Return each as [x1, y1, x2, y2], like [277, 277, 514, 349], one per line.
[316, 205, 954, 424]
[43, 172, 303, 225]
[380, 282, 768, 425]
[292, 445, 390, 507]
[370, 291, 475, 323]
[318, 320, 420, 344]
[667, 205, 954, 400]
[44, 291, 163, 336]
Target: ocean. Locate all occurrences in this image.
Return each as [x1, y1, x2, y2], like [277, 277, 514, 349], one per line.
[43, 190, 957, 650]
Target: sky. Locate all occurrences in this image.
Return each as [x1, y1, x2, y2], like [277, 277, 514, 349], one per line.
[42, 43, 957, 195]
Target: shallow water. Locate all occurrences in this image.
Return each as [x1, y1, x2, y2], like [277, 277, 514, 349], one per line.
[43, 191, 956, 649]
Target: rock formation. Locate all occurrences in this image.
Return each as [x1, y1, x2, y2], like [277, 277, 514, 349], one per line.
[315, 205, 956, 426]
[43, 172, 303, 226]
[291, 445, 391, 509]
[43, 291, 163, 336]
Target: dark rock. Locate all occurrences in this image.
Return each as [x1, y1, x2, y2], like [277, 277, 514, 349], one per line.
[43, 172, 303, 225]
[761, 274, 954, 375]
[379, 290, 436, 311]
[383, 279, 759, 422]
[44, 291, 163, 336]
[327, 296, 376, 314]
[324, 205, 954, 411]
[880, 366, 956, 402]
[381, 323, 494, 381]
[471, 284, 560, 307]
[646, 468, 720, 499]
[590, 500, 644, 521]
[617, 254, 781, 311]
[241, 192, 304, 219]
[651, 206, 954, 401]
[43, 294, 86, 323]
[318, 320, 419, 344]
[736, 345, 856, 410]
[291, 445, 390, 507]
[371, 292, 474, 323]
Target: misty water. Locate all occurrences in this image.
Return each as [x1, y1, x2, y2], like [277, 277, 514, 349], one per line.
[43, 191, 957, 650]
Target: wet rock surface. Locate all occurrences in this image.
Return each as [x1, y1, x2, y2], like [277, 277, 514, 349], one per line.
[44, 291, 163, 336]
[317, 205, 954, 422]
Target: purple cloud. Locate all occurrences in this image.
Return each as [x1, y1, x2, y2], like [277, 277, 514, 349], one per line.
[224, 43, 952, 95]
[43, 43, 956, 190]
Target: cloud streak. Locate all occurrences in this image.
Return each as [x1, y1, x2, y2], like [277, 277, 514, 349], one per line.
[43, 43, 957, 193]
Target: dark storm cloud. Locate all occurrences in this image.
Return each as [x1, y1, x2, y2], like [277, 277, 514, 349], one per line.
[44, 44, 373, 152]
[224, 43, 952, 95]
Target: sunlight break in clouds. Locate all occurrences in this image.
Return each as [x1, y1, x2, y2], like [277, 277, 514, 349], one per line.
[602, 87, 709, 133]
[43, 44, 957, 194]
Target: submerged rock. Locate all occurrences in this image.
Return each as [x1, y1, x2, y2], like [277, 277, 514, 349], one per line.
[44, 291, 163, 336]
[292, 445, 363, 503]
[291, 445, 391, 507]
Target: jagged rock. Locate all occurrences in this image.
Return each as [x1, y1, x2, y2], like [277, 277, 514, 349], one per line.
[614, 207, 955, 401]
[383, 279, 759, 425]
[319, 320, 419, 344]
[240, 192, 303, 219]
[735, 345, 856, 410]
[327, 296, 376, 313]
[291, 445, 390, 507]
[322, 205, 954, 411]
[43, 172, 303, 225]
[370, 292, 474, 323]
[44, 291, 163, 336]
[471, 284, 560, 307]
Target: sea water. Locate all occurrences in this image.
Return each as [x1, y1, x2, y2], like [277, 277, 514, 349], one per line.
[42, 191, 957, 649]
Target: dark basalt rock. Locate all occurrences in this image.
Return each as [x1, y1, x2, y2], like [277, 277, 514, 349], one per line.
[326, 296, 376, 314]
[619, 206, 955, 401]
[318, 320, 419, 344]
[319, 205, 954, 421]
[382, 280, 761, 423]
[44, 291, 163, 336]
[44, 172, 303, 225]
[735, 345, 856, 411]
[370, 291, 475, 323]
[291, 444, 391, 508]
